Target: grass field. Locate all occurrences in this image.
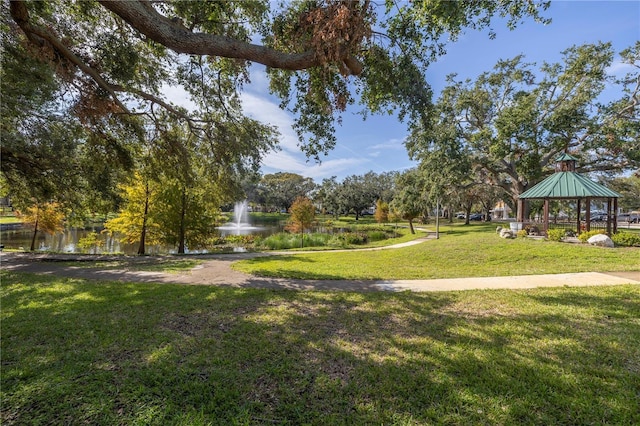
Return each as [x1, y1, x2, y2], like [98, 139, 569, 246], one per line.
[0, 216, 21, 224]
[2, 271, 639, 425]
[234, 223, 640, 280]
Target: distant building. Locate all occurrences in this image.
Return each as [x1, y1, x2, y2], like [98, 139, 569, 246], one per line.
[492, 200, 512, 220]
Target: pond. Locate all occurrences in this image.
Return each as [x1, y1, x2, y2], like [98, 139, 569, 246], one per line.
[0, 222, 283, 255]
[0, 201, 295, 254]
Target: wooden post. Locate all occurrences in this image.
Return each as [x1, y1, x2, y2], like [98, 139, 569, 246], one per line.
[585, 197, 591, 232]
[576, 198, 581, 235]
[606, 198, 612, 236]
[613, 198, 618, 234]
[543, 199, 550, 234]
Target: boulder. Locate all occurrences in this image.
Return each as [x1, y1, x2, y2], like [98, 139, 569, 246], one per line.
[499, 229, 515, 239]
[587, 234, 614, 248]
[496, 226, 503, 234]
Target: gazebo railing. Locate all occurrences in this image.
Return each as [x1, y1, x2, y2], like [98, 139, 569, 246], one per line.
[519, 219, 617, 236]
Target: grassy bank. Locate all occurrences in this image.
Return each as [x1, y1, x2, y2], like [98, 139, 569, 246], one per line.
[234, 223, 640, 280]
[2, 271, 638, 425]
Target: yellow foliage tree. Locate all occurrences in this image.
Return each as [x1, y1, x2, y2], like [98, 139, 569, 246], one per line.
[286, 196, 316, 248]
[374, 199, 389, 224]
[17, 202, 65, 251]
[104, 174, 161, 254]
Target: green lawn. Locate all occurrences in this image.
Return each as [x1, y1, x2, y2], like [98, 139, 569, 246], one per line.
[2, 271, 639, 425]
[234, 223, 640, 280]
[0, 215, 21, 224]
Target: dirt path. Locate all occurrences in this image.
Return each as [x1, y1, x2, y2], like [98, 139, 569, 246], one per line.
[1, 251, 412, 291]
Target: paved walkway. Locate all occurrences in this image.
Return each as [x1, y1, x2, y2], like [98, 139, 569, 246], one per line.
[2, 250, 638, 292]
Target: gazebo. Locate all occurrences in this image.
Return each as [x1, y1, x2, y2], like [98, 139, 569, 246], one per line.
[517, 153, 621, 236]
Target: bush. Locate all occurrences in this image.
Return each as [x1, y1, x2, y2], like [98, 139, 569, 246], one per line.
[578, 229, 605, 243]
[343, 232, 368, 245]
[516, 229, 528, 238]
[303, 233, 332, 247]
[259, 232, 331, 250]
[326, 232, 369, 247]
[258, 233, 295, 250]
[327, 235, 348, 248]
[546, 229, 565, 242]
[367, 230, 388, 242]
[612, 232, 640, 247]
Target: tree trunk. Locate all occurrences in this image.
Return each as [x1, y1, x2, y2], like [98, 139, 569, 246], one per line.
[464, 205, 472, 225]
[30, 210, 39, 251]
[408, 218, 415, 234]
[138, 182, 150, 255]
[178, 188, 186, 254]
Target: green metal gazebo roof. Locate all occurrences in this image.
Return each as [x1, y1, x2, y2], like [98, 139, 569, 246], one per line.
[555, 152, 579, 162]
[519, 171, 621, 199]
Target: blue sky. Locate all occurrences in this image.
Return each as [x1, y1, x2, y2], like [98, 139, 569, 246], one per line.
[218, 1, 639, 182]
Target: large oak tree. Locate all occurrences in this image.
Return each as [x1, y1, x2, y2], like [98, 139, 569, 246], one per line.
[5, 0, 551, 157]
[406, 42, 640, 214]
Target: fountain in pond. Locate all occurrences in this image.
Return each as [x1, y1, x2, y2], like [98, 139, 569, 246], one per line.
[217, 200, 263, 236]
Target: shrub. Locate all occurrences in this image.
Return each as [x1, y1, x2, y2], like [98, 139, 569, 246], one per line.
[259, 233, 295, 250]
[259, 232, 330, 250]
[326, 232, 369, 247]
[516, 229, 528, 238]
[546, 229, 565, 242]
[367, 230, 388, 242]
[343, 232, 368, 245]
[303, 233, 332, 247]
[578, 229, 605, 243]
[612, 232, 640, 247]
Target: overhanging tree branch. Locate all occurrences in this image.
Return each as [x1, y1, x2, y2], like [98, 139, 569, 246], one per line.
[97, 0, 363, 75]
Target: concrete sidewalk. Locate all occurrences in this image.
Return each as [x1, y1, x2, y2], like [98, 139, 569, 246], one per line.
[373, 271, 640, 292]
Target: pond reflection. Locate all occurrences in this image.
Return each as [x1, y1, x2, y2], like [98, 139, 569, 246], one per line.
[1, 223, 282, 255]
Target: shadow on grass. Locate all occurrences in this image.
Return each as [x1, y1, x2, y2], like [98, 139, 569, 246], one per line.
[2, 271, 639, 425]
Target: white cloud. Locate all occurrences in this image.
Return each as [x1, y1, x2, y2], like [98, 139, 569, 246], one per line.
[161, 84, 196, 112]
[240, 92, 299, 152]
[606, 61, 635, 77]
[261, 150, 368, 181]
[297, 158, 367, 180]
[368, 138, 406, 151]
[246, 64, 272, 93]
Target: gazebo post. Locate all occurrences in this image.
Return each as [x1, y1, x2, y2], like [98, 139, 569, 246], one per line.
[606, 198, 611, 236]
[611, 198, 618, 234]
[576, 198, 581, 235]
[585, 197, 591, 232]
[543, 199, 550, 234]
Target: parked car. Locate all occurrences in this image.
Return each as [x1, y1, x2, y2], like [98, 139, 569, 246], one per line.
[455, 213, 466, 219]
[618, 214, 640, 223]
[468, 213, 483, 221]
[590, 214, 608, 222]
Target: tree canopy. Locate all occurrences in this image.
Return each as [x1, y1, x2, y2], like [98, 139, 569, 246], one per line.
[406, 42, 640, 213]
[4, 0, 552, 159]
